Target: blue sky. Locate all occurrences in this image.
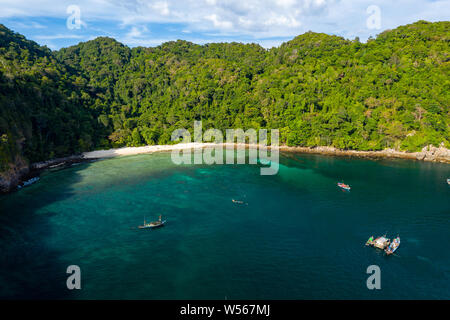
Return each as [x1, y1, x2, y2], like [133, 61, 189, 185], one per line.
[0, 0, 448, 50]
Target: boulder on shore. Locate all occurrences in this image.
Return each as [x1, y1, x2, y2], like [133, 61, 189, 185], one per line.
[0, 158, 29, 193]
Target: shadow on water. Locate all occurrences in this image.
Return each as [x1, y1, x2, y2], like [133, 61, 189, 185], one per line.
[0, 162, 95, 299]
[0, 154, 230, 300]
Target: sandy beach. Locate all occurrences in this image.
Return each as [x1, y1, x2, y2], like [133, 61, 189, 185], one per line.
[82, 143, 450, 163]
[82, 143, 214, 159]
[82, 143, 271, 159]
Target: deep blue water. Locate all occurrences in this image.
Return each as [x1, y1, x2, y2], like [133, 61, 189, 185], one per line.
[0, 152, 449, 299]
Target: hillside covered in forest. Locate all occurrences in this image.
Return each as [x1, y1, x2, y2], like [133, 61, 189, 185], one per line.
[0, 20, 449, 189]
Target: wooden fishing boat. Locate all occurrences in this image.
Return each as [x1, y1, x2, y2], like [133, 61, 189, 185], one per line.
[138, 215, 166, 229]
[385, 237, 400, 255]
[365, 236, 374, 246]
[337, 182, 351, 191]
[371, 236, 390, 249]
[17, 177, 40, 189]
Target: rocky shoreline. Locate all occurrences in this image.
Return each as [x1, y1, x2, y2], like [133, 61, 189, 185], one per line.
[279, 144, 450, 163]
[0, 155, 86, 193]
[1, 143, 449, 194]
[0, 157, 30, 194]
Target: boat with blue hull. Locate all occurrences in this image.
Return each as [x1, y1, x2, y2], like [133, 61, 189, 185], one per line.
[385, 237, 400, 255]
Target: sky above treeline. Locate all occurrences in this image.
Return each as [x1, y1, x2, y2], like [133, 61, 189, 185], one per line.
[0, 0, 448, 50]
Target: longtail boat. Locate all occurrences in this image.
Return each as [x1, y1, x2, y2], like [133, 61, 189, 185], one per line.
[385, 237, 400, 255]
[337, 182, 351, 191]
[139, 215, 166, 229]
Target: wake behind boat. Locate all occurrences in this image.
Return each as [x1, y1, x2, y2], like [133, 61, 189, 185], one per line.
[138, 215, 166, 229]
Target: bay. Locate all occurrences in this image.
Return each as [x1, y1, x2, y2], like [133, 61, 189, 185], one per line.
[0, 151, 449, 299]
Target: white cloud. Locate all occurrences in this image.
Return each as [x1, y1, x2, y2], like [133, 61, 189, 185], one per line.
[276, 0, 297, 8]
[205, 14, 233, 29]
[120, 25, 151, 46]
[7, 21, 48, 29]
[126, 25, 149, 38]
[34, 34, 85, 40]
[265, 14, 301, 28]
[0, 0, 448, 45]
[152, 1, 170, 16]
[117, 37, 171, 47]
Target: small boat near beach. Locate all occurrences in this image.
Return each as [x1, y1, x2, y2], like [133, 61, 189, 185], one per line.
[385, 237, 400, 255]
[138, 215, 166, 229]
[17, 177, 40, 189]
[447, 178, 450, 185]
[337, 182, 351, 191]
[49, 162, 65, 169]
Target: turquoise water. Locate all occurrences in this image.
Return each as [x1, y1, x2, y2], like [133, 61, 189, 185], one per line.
[0, 152, 449, 299]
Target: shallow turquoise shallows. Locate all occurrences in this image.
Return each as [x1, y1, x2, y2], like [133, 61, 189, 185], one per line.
[0, 151, 449, 299]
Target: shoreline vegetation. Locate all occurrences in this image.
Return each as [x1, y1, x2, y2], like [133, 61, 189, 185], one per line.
[1, 20, 449, 192]
[1, 142, 448, 194]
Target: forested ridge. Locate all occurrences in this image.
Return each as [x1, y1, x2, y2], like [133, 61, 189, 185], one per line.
[0, 20, 449, 175]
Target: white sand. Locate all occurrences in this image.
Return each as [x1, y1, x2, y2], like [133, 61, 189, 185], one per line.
[82, 143, 213, 159]
[82, 143, 270, 159]
[82, 142, 450, 163]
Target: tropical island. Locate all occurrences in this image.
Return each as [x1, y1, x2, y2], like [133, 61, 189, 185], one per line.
[1, 20, 449, 192]
[0, 14, 450, 301]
